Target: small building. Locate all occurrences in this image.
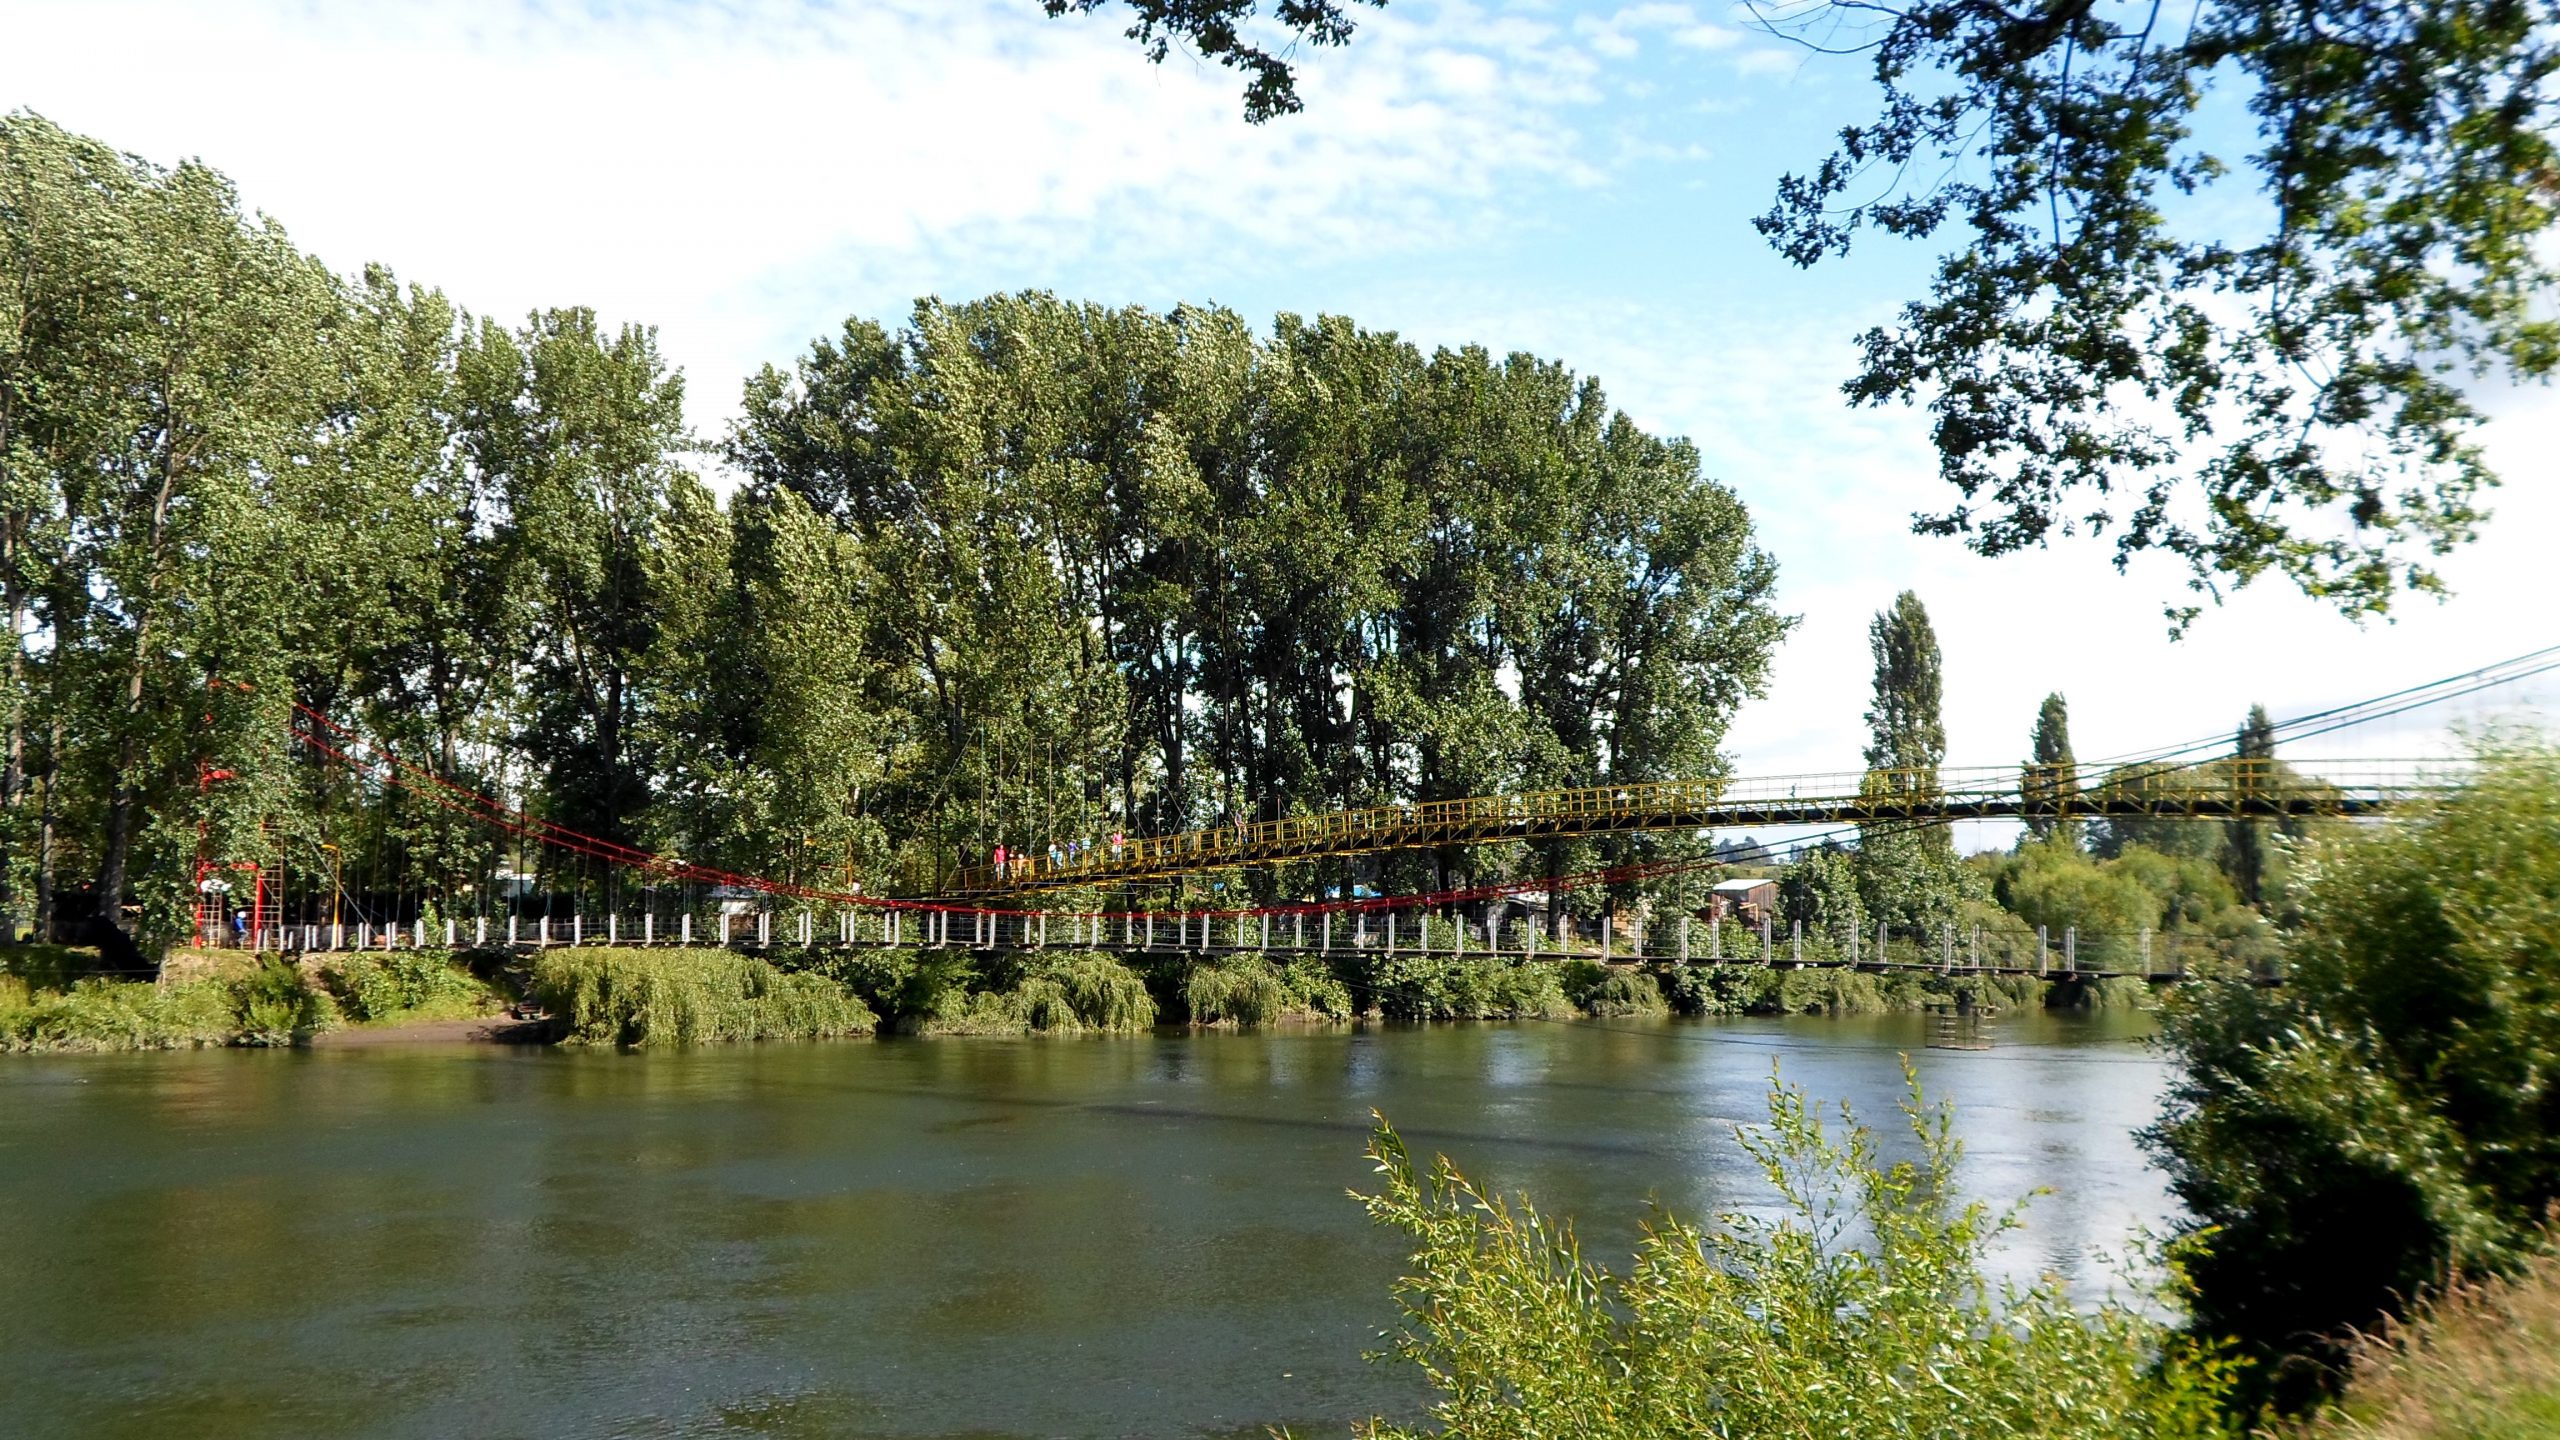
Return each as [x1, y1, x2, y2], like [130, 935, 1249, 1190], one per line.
[1707, 877, 1777, 925]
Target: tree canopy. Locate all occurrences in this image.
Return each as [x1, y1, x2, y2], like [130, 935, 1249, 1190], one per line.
[1060, 0, 2560, 624]
[0, 113, 1788, 948]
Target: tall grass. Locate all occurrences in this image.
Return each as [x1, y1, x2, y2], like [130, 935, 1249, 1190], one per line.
[532, 948, 875, 1047]
[2295, 1245, 2560, 1440]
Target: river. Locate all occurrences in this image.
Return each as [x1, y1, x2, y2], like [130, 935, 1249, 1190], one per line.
[0, 1011, 2172, 1439]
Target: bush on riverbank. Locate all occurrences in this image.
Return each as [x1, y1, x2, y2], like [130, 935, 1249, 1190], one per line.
[0, 976, 238, 1051]
[1358, 1072, 2239, 1440]
[1352, 953, 1574, 1021]
[533, 948, 874, 1047]
[1184, 954, 1355, 1025]
[321, 950, 495, 1024]
[1561, 959, 1668, 1017]
[2148, 742, 2560, 1417]
[794, 948, 1157, 1034]
[1647, 963, 2107, 1018]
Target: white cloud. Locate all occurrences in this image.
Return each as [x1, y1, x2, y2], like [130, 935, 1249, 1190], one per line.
[2, 0, 1607, 434]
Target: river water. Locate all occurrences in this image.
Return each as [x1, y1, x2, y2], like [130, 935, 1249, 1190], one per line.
[0, 1012, 2172, 1439]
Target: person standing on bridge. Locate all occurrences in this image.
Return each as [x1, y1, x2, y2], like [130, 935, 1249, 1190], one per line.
[1111, 831, 1125, 860]
[993, 843, 1006, 878]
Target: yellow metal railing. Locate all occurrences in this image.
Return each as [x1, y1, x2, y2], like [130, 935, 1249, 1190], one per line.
[949, 757, 2452, 894]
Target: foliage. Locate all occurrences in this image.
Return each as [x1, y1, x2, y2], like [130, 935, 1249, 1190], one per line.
[906, 951, 1158, 1035]
[227, 956, 333, 1045]
[1557, 959, 1668, 1018]
[0, 976, 235, 1051]
[1752, 0, 2560, 621]
[1184, 953, 1352, 1025]
[2146, 742, 2560, 1415]
[0, 943, 98, 991]
[1355, 1072, 2239, 1440]
[5, 112, 1789, 950]
[2024, 691, 2079, 845]
[321, 950, 492, 1023]
[2291, 1238, 2560, 1440]
[1355, 953, 1573, 1022]
[810, 947, 977, 1030]
[1091, 2, 2560, 616]
[1777, 842, 1866, 941]
[1855, 592, 1979, 934]
[1040, 1, 1382, 122]
[531, 947, 876, 1047]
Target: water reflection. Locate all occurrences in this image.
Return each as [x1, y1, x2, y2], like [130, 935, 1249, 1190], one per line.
[0, 1012, 2172, 1439]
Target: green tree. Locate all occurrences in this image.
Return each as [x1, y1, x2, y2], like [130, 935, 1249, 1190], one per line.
[2146, 742, 2560, 1417]
[2023, 691, 2079, 845]
[2228, 704, 2277, 908]
[466, 308, 688, 858]
[1076, 4, 2560, 621]
[1856, 591, 1972, 932]
[0, 115, 339, 949]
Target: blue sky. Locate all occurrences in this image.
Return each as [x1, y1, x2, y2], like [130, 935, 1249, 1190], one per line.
[10, 0, 2553, 838]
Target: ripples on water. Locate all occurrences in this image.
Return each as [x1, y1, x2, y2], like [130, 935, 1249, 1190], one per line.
[0, 1012, 2173, 1439]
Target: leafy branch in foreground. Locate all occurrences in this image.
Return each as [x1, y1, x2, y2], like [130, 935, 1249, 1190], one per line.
[1040, 1, 1384, 122]
[1752, 0, 2560, 624]
[1352, 1069, 2239, 1439]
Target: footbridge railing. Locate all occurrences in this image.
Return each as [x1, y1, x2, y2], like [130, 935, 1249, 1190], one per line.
[950, 757, 2455, 894]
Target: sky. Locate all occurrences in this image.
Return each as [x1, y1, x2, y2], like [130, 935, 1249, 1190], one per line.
[8, 0, 2554, 837]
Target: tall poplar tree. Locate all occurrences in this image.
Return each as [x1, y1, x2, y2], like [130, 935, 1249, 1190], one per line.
[2229, 703, 2278, 908]
[2022, 691, 2078, 845]
[1855, 590, 1972, 931]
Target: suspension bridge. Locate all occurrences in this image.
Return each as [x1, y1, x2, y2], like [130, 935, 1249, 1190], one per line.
[201, 642, 2556, 982]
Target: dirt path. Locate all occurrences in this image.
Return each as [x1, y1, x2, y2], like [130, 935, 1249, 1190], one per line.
[308, 1016, 552, 1048]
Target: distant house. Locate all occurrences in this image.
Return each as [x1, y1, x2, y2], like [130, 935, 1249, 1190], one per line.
[1707, 877, 1777, 925]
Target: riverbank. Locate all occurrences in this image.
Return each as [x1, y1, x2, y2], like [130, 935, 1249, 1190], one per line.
[0, 943, 2159, 1053]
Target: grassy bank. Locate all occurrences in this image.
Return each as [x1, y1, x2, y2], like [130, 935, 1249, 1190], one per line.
[4, 941, 2149, 1053]
[2292, 1245, 2560, 1439]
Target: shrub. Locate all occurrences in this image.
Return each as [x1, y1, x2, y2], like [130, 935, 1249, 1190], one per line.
[322, 950, 489, 1022]
[812, 948, 976, 1028]
[1185, 954, 1355, 1025]
[1358, 1071, 2239, 1440]
[228, 956, 333, 1045]
[1560, 961, 1668, 1018]
[0, 977, 237, 1052]
[912, 952, 1156, 1035]
[532, 947, 875, 1047]
[1186, 955, 1289, 1025]
[2147, 742, 2560, 1416]
[0, 944, 101, 991]
[1357, 954, 1574, 1021]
